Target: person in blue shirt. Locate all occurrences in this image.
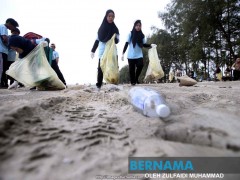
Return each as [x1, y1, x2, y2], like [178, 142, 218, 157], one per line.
[91, 9, 120, 89]
[7, 28, 20, 89]
[121, 20, 156, 85]
[0, 18, 19, 88]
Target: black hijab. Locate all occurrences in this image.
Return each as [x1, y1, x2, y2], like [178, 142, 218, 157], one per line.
[8, 35, 36, 58]
[98, 9, 119, 42]
[131, 20, 145, 48]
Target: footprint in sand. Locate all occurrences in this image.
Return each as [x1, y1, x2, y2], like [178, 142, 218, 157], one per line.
[65, 105, 96, 121]
[74, 122, 129, 151]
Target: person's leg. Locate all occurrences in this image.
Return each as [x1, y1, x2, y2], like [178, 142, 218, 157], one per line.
[51, 60, 66, 85]
[1, 53, 8, 87]
[237, 70, 240, 80]
[0, 53, 3, 86]
[233, 70, 238, 81]
[128, 59, 136, 85]
[96, 59, 103, 88]
[135, 58, 144, 84]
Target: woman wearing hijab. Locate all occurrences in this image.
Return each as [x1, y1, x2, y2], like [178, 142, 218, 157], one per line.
[8, 35, 36, 59]
[7, 36, 37, 89]
[91, 9, 120, 89]
[121, 20, 156, 85]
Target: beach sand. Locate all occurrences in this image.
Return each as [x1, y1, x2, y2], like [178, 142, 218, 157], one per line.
[0, 81, 240, 180]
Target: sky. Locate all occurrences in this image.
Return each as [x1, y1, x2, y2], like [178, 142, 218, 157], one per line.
[1, 0, 171, 85]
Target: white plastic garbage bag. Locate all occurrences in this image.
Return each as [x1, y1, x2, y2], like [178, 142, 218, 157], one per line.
[6, 41, 65, 90]
[144, 46, 164, 82]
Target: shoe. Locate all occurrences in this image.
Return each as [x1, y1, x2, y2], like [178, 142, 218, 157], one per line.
[30, 87, 37, 90]
[18, 83, 24, 87]
[8, 81, 18, 89]
[96, 85, 101, 91]
[131, 83, 136, 86]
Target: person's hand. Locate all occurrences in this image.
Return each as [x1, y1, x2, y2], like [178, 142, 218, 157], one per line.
[151, 44, 157, 48]
[121, 54, 124, 61]
[91, 52, 94, 59]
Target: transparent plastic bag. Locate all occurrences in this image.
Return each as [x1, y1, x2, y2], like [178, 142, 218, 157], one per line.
[100, 34, 119, 84]
[6, 41, 65, 90]
[144, 46, 164, 81]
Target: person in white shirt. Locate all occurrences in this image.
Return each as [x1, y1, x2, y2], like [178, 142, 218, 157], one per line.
[50, 43, 66, 86]
[121, 20, 156, 85]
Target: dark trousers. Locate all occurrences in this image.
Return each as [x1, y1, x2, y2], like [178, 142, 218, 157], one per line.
[51, 60, 66, 85]
[128, 58, 143, 84]
[1, 53, 8, 87]
[233, 70, 240, 81]
[96, 59, 103, 88]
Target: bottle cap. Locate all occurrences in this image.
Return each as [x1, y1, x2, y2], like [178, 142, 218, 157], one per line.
[156, 104, 170, 118]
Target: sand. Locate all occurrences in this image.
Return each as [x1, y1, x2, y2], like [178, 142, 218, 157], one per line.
[0, 81, 240, 180]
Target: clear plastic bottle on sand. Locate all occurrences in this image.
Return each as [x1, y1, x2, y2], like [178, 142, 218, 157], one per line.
[129, 87, 170, 118]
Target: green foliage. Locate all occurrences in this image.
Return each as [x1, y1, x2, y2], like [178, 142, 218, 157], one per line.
[119, 0, 240, 82]
[157, 0, 240, 79]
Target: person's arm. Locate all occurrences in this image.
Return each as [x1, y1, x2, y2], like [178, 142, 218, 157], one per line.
[121, 33, 131, 61]
[91, 40, 99, 53]
[115, 34, 120, 44]
[143, 43, 151, 48]
[122, 42, 129, 54]
[1, 35, 8, 46]
[56, 57, 59, 64]
[142, 37, 156, 48]
[91, 39, 99, 59]
[54, 51, 60, 64]
[0, 25, 8, 46]
[121, 42, 129, 61]
[122, 33, 131, 54]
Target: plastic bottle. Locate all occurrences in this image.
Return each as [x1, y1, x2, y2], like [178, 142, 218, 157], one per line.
[129, 87, 170, 118]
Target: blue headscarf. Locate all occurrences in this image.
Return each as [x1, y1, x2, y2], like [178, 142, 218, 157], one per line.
[8, 35, 36, 58]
